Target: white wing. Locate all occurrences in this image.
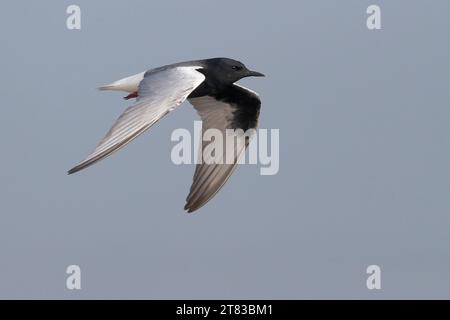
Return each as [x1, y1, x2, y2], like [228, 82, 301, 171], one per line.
[68, 66, 205, 174]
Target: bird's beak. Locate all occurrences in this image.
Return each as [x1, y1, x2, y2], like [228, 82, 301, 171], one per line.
[247, 70, 265, 77]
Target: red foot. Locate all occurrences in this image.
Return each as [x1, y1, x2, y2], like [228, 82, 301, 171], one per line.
[124, 91, 138, 100]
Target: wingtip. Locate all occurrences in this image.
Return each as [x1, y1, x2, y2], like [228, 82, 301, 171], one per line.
[67, 165, 81, 175]
[184, 203, 197, 214]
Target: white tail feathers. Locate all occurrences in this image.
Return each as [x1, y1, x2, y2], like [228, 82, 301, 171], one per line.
[97, 84, 117, 91]
[97, 71, 146, 93]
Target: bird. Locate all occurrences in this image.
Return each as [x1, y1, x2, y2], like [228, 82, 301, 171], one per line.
[68, 58, 265, 213]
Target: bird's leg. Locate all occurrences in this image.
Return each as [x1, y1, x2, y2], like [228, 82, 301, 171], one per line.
[124, 91, 138, 100]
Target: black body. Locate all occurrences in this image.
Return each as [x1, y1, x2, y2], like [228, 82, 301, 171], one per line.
[189, 58, 264, 131]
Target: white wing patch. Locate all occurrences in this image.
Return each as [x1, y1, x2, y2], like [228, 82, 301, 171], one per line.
[233, 83, 260, 97]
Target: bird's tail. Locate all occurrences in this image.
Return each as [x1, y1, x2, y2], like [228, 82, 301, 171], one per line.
[97, 84, 117, 91]
[97, 71, 146, 93]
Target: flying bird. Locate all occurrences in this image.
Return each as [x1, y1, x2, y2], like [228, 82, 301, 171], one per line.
[68, 58, 264, 212]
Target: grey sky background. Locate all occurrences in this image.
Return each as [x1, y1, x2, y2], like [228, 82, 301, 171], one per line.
[0, 0, 449, 299]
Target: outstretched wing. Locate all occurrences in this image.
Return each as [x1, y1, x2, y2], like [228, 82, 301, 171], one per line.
[184, 84, 261, 213]
[68, 66, 205, 174]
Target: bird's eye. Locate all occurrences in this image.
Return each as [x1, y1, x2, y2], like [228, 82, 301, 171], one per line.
[232, 65, 242, 71]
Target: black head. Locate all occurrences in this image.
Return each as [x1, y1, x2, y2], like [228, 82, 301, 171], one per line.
[205, 58, 264, 85]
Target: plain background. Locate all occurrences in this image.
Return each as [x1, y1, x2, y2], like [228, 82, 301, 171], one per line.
[0, 0, 449, 299]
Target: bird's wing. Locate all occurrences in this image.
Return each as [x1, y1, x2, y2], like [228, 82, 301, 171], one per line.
[184, 84, 261, 212]
[68, 66, 205, 174]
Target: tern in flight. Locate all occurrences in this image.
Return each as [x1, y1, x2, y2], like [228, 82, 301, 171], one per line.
[68, 58, 265, 212]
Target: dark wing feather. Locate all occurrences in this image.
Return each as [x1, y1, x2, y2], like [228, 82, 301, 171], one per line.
[185, 84, 261, 212]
